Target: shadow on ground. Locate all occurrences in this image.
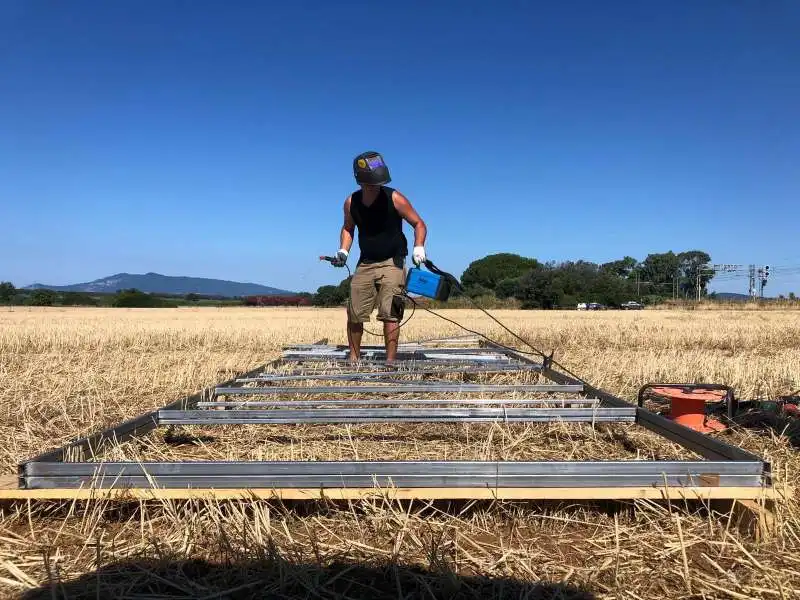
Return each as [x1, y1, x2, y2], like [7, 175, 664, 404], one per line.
[20, 555, 596, 599]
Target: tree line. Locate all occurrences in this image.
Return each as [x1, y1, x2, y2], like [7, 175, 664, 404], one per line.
[0, 283, 316, 308]
[457, 250, 714, 308]
[3, 250, 795, 309]
[305, 249, 721, 309]
[0, 285, 245, 307]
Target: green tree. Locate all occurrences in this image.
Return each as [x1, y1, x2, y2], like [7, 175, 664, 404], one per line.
[30, 289, 56, 306]
[592, 271, 635, 306]
[0, 281, 15, 303]
[185, 293, 200, 302]
[600, 256, 638, 278]
[465, 284, 491, 299]
[313, 285, 347, 307]
[461, 253, 539, 292]
[336, 276, 352, 297]
[639, 252, 680, 296]
[556, 261, 600, 300]
[495, 278, 520, 300]
[515, 268, 564, 309]
[790, 292, 797, 300]
[677, 250, 713, 298]
[112, 288, 165, 307]
[60, 292, 98, 306]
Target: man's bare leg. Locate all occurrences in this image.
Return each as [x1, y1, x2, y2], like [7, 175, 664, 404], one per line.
[384, 320, 400, 362]
[347, 321, 363, 362]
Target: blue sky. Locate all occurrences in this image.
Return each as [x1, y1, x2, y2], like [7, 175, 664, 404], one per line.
[2, 1, 799, 295]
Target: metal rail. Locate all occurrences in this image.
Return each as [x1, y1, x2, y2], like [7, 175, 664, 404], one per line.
[263, 361, 540, 376]
[239, 364, 541, 383]
[197, 398, 599, 408]
[281, 355, 515, 365]
[283, 345, 496, 354]
[215, 383, 584, 395]
[22, 460, 765, 490]
[158, 407, 634, 425]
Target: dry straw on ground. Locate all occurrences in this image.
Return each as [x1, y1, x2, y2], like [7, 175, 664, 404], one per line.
[0, 306, 799, 599]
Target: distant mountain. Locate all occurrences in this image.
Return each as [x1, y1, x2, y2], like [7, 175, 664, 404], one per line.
[26, 272, 294, 298]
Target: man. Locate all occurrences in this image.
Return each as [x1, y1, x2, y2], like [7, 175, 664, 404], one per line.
[332, 151, 427, 362]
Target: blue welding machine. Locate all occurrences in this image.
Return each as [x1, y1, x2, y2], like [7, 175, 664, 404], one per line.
[405, 267, 452, 301]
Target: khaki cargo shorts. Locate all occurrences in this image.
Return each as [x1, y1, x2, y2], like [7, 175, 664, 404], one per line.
[348, 258, 407, 323]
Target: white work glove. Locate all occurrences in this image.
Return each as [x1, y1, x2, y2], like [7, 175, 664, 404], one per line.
[412, 246, 426, 267]
[332, 249, 348, 267]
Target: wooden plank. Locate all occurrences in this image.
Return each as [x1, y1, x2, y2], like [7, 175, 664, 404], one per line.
[0, 485, 777, 502]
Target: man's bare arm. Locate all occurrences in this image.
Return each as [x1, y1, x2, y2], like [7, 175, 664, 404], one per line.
[340, 196, 355, 252]
[392, 190, 427, 247]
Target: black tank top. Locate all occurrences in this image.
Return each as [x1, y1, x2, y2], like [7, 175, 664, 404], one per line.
[348, 186, 408, 265]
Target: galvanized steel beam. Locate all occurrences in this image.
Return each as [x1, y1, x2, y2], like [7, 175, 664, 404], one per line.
[215, 384, 584, 396]
[197, 398, 599, 408]
[281, 353, 514, 364]
[239, 364, 541, 383]
[22, 459, 765, 490]
[158, 407, 634, 425]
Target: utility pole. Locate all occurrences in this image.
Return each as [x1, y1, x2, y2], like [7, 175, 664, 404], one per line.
[696, 269, 701, 301]
[759, 265, 770, 298]
[757, 267, 763, 298]
[748, 264, 757, 300]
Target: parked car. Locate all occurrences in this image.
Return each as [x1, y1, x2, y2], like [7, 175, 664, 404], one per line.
[576, 303, 587, 310]
[621, 301, 644, 310]
[587, 302, 606, 310]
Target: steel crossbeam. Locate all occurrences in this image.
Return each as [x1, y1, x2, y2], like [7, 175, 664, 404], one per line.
[13, 337, 772, 500]
[281, 353, 515, 364]
[267, 359, 537, 375]
[215, 384, 584, 395]
[158, 407, 634, 425]
[22, 460, 764, 490]
[283, 345, 486, 353]
[238, 364, 541, 383]
[197, 398, 599, 408]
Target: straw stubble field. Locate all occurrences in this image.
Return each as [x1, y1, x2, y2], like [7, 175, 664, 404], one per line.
[0, 306, 799, 599]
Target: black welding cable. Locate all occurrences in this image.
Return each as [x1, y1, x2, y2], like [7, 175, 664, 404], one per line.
[415, 296, 590, 384]
[403, 295, 542, 358]
[326, 257, 588, 383]
[417, 262, 591, 384]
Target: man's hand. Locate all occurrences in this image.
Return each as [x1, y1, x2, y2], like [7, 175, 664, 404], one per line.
[332, 249, 349, 267]
[412, 246, 426, 267]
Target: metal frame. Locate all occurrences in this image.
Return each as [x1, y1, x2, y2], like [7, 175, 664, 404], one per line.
[158, 407, 636, 425]
[15, 338, 771, 495]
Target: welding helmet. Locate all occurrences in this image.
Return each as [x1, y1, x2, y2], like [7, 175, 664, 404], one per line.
[353, 151, 391, 185]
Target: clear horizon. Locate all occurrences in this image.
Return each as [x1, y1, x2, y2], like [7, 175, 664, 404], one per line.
[14, 264, 789, 299]
[3, 2, 798, 296]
